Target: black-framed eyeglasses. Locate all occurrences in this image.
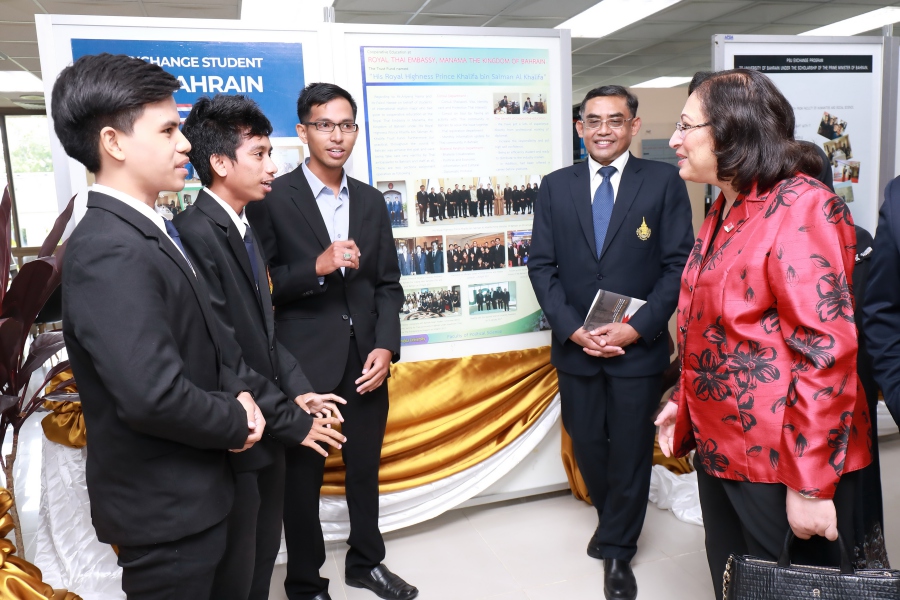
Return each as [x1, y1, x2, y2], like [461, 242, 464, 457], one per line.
[304, 121, 359, 133]
[674, 122, 709, 138]
[581, 117, 634, 130]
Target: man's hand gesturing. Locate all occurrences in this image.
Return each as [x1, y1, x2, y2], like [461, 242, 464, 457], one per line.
[317, 240, 360, 276]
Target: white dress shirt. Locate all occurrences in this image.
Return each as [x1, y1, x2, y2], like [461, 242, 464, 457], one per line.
[301, 158, 350, 278]
[588, 151, 630, 204]
[91, 183, 192, 265]
[204, 187, 249, 237]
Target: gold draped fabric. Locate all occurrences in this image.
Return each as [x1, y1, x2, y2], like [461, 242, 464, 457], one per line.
[0, 488, 81, 600]
[40, 401, 85, 449]
[322, 347, 559, 494]
[41, 355, 689, 500]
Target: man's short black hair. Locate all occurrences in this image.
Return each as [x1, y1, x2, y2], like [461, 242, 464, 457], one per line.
[51, 53, 181, 173]
[296, 82, 357, 123]
[182, 94, 273, 187]
[579, 85, 638, 119]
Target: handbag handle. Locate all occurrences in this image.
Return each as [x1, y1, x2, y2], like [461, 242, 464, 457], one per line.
[776, 531, 854, 575]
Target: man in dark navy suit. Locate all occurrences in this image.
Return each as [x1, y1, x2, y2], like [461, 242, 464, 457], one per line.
[864, 175, 900, 424]
[528, 85, 693, 600]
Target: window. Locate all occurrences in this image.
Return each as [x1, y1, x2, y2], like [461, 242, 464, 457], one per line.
[6, 115, 56, 247]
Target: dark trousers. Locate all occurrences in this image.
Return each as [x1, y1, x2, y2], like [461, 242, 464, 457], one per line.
[211, 448, 286, 600]
[696, 455, 858, 600]
[557, 369, 661, 561]
[118, 519, 227, 599]
[283, 336, 390, 599]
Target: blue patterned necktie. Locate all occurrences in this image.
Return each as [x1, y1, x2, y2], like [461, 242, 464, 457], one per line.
[243, 223, 260, 291]
[592, 165, 617, 258]
[163, 219, 192, 269]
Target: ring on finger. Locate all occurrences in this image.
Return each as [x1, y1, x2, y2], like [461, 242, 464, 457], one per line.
[343, 252, 352, 260]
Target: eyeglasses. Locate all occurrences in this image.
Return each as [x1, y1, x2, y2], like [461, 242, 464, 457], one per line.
[303, 121, 359, 133]
[581, 117, 634, 130]
[674, 122, 709, 138]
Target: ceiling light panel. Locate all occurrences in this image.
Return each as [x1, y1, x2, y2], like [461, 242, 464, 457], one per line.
[801, 7, 900, 36]
[555, 0, 684, 39]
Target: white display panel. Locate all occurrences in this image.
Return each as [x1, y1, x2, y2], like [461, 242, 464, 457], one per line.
[36, 14, 324, 220]
[716, 35, 884, 234]
[334, 25, 570, 361]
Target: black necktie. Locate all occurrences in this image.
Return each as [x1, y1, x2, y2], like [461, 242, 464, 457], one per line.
[243, 223, 261, 290]
[163, 219, 192, 269]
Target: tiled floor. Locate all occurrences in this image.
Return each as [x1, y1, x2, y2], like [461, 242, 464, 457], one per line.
[267, 434, 900, 599]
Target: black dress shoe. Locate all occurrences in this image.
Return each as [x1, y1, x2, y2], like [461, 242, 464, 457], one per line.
[311, 593, 333, 600]
[345, 564, 418, 599]
[603, 558, 637, 600]
[587, 525, 602, 559]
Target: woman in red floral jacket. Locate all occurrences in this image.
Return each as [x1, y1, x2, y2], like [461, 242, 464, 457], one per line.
[656, 69, 872, 597]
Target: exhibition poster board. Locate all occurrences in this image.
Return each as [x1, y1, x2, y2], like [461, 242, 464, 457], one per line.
[334, 25, 570, 360]
[36, 15, 323, 223]
[715, 35, 885, 234]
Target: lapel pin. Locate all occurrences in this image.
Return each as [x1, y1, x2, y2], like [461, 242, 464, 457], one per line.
[636, 217, 651, 241]
[724, 223, 734, 233]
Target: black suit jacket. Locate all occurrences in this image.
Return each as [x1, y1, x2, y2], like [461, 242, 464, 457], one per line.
[247, 167, 404, 392]
[528, 154, 693, 377]
[175, 191, 315, 471]
[863, 175, 900, 421]
[62, 191, 249, 546]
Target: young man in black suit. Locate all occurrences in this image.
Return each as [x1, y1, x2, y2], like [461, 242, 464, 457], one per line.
[247, 83, 415, 600]
[54, 53, 264, 599]
[528, 85, 693, 600]
[175, 94, 347, 600]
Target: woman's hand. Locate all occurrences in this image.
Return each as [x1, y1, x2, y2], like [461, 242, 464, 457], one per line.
[654, 401, 679, 458]
[786, 488, 838, 540]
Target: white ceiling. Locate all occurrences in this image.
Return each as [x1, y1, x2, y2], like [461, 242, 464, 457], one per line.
[0, 0, 898, 109]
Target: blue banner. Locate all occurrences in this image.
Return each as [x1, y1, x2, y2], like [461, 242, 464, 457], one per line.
[71, 39, 304, 137]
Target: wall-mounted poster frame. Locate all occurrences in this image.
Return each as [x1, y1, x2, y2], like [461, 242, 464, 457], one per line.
[35, 14, 326, 224]
[714, 34, 891, 234]
[330, 24, 570, 361]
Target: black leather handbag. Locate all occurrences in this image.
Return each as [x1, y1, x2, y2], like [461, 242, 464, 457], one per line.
[723, 533, 900, 599]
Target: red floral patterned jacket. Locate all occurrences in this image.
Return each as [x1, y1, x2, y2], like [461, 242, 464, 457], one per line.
[670, 174, 872, 499]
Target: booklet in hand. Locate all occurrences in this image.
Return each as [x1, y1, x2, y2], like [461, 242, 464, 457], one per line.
[583, 288, 646, 332]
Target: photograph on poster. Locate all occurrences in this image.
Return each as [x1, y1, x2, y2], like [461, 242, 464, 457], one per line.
[414, 236, 444, 274]
[401, 285, 461, 320]
[271, 146, 304, 177]
[395, 237, 415, 276]
[521, 92, 547, 114]
[468, 281, 515, 314]
[179, 187, 200, 210]
[446, 232, 506, 272]
[493, 92, 519, 114]
[378, 180, 408, 228]
[414, 176, 541, 223]
[156, 192, 180, 220]
[817, 111, 848, 140]
[507, 230, 532, 268]
[835, 183, 855, 204]
[823, 134, 852, 165]
[833, 160, 860, 184]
